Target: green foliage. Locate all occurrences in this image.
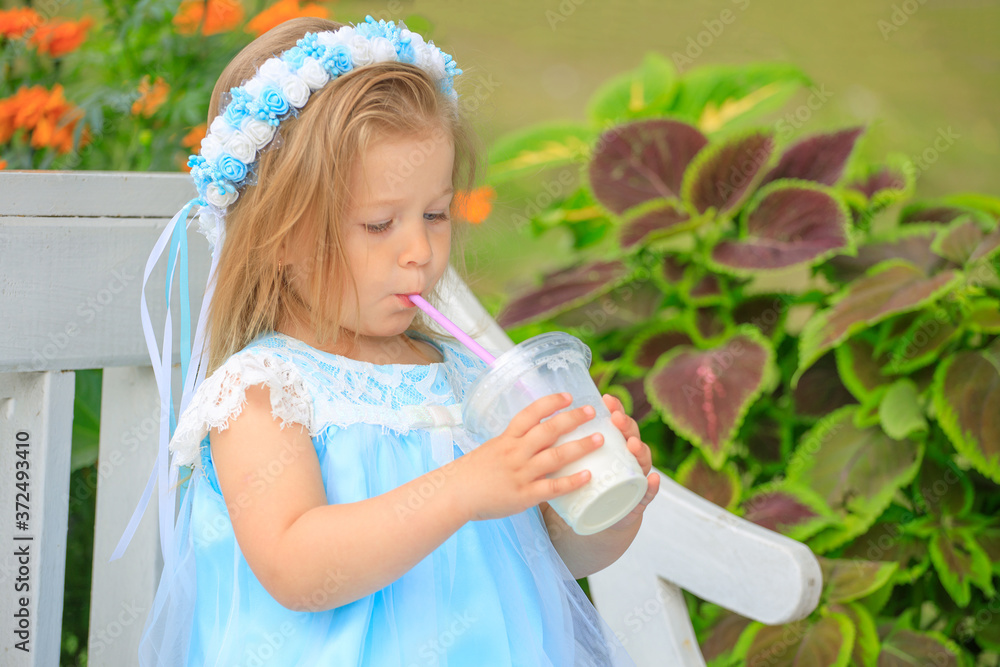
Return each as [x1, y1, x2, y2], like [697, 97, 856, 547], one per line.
[488, 55, 1000, 665]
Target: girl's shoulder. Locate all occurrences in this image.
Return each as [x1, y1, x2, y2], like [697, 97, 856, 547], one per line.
[168, 333, 314, 469]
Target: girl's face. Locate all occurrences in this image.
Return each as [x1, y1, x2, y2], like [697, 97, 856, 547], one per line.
[282, 126, 455, 358]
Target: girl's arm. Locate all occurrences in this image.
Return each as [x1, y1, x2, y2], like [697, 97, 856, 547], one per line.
[210, 384, 470, 613]
[538, 501, 641, 579]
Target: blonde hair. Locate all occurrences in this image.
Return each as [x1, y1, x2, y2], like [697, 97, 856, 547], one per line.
[202, 17, 484, 374]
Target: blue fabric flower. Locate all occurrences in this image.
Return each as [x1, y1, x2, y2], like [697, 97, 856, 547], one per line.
[282, 46, 307, 70]
[326, 44, 353, 75]
[260, 87, 290, 118]
[217, 154, 248, 183]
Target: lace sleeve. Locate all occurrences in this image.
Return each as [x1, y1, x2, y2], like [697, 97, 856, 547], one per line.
[168, 349, 313, 469]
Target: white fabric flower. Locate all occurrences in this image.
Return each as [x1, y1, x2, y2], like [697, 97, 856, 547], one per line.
[197, 207, 222, 250]
[417, 46, 446, 81]
[206, 184, 238, 208]
[223, 131, 257, 164]
[348, 34, 374, 66]
[279, 73, 310, 108]
[317, 29, 351, 51]
[209, 116, 236, 144]
[241, 118, 276, 150]
[200, 135, 224, 163]
[243, 77, 265, 99]
[370, 37, 397, 63]
[297, 57, 330, 91]
[258, 58, 291, 85]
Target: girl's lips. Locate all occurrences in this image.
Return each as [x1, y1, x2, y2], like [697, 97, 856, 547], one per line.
[396, 294, 417, 308]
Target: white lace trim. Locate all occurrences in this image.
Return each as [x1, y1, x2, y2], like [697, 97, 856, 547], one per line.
[168, 349, 313, 469]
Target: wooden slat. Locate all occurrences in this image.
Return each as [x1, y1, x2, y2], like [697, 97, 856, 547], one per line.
[591, 578, 707, 667]
[590, 473, 822, 628]
[0, 215, 211, 372]
[0, 371, 75, 667]
[0, 171, 194, 218]
[87, 366, 166, 666]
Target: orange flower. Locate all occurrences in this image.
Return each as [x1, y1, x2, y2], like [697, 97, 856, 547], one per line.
[0, 84, 86, 154]
[453, 186, 496, 224]
[131, 76, 171, 117]
[181, 123, 207, 151]
[0, 159, 7, 170]
[246, 0, 329, 36]
[0, 7, 43, 39]
[29, 17, 94, 58]
[174, 0, 245, 36]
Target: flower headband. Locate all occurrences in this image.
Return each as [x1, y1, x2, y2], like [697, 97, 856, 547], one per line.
[187, 15, 462, 249]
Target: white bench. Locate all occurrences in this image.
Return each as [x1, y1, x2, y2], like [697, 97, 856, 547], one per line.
[0, 171, 821, 666]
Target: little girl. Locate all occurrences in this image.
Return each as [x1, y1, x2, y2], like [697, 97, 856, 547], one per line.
[135, 15, 657, 666]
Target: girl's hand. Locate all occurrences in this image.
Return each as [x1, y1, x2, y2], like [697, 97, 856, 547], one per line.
[457, 393, 603, 522]
[601, 393, 660, 532]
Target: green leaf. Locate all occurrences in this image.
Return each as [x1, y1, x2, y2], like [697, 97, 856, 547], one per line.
[795, 260, 962, 384]
[741, 483, 838, 542]
[932, 351, 1000, 484]
[915, 455, 973, 517]
[72, 370, 103, 472]
[666, 63, 812, 133]
[966, 298, 1000, 333]
[620, 322, 694, 374]
[787, 407, 923, 553]
[835, 338, 894, 402]
[829, 602, 880, 667]
[820, 557, 898, 604]
[841, 521, 929, 586]
[676, 451, 742, 511]
[700, 610, 753, 665]
[928, 526, 996, 607]
[589, 119, 708, 214]
[737, 612, 854, 667]
[645, 327, 774, 468]
[877, 628, 962, 667]
[885, 308, 958, 376]
[709, 180, 854, 275]
[878, 379, 927, 440]
[486, 122, 594, 184]
[586, 52, 678, 126]
[680, 127, 775, 216]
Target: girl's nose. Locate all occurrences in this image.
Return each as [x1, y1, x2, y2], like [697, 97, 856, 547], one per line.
[399, 218, 433, 267]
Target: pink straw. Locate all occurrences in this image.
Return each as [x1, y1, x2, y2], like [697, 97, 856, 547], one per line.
[406, 294, 496, 365]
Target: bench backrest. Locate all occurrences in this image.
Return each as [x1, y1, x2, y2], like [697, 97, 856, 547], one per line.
[0, 171, 821, 667]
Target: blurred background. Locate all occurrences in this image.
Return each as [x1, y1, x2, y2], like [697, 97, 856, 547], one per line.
[386, 0, 999, 303]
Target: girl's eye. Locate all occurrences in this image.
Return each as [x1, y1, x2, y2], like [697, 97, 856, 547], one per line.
[366, 221, 391, 234]
[366, 213, 449, 235]
[425, 212, 450, 223]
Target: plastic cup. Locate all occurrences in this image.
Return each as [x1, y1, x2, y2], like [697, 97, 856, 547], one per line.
[462, 332, 647, 536]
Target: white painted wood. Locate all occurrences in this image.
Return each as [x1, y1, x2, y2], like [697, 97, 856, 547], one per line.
[0, 371, 75, 667]
[87, 366, 164, 667]
[589, 471, 822, 621]
[591, 576, 707, 667]
[0, 215, 211, 373]
[0, 171, 194, 217]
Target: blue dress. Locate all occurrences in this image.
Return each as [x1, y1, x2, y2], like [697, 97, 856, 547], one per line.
[138, 330, 636, 666]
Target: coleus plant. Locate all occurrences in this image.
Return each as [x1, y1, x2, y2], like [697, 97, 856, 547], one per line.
[486, 55, 1000, 666]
